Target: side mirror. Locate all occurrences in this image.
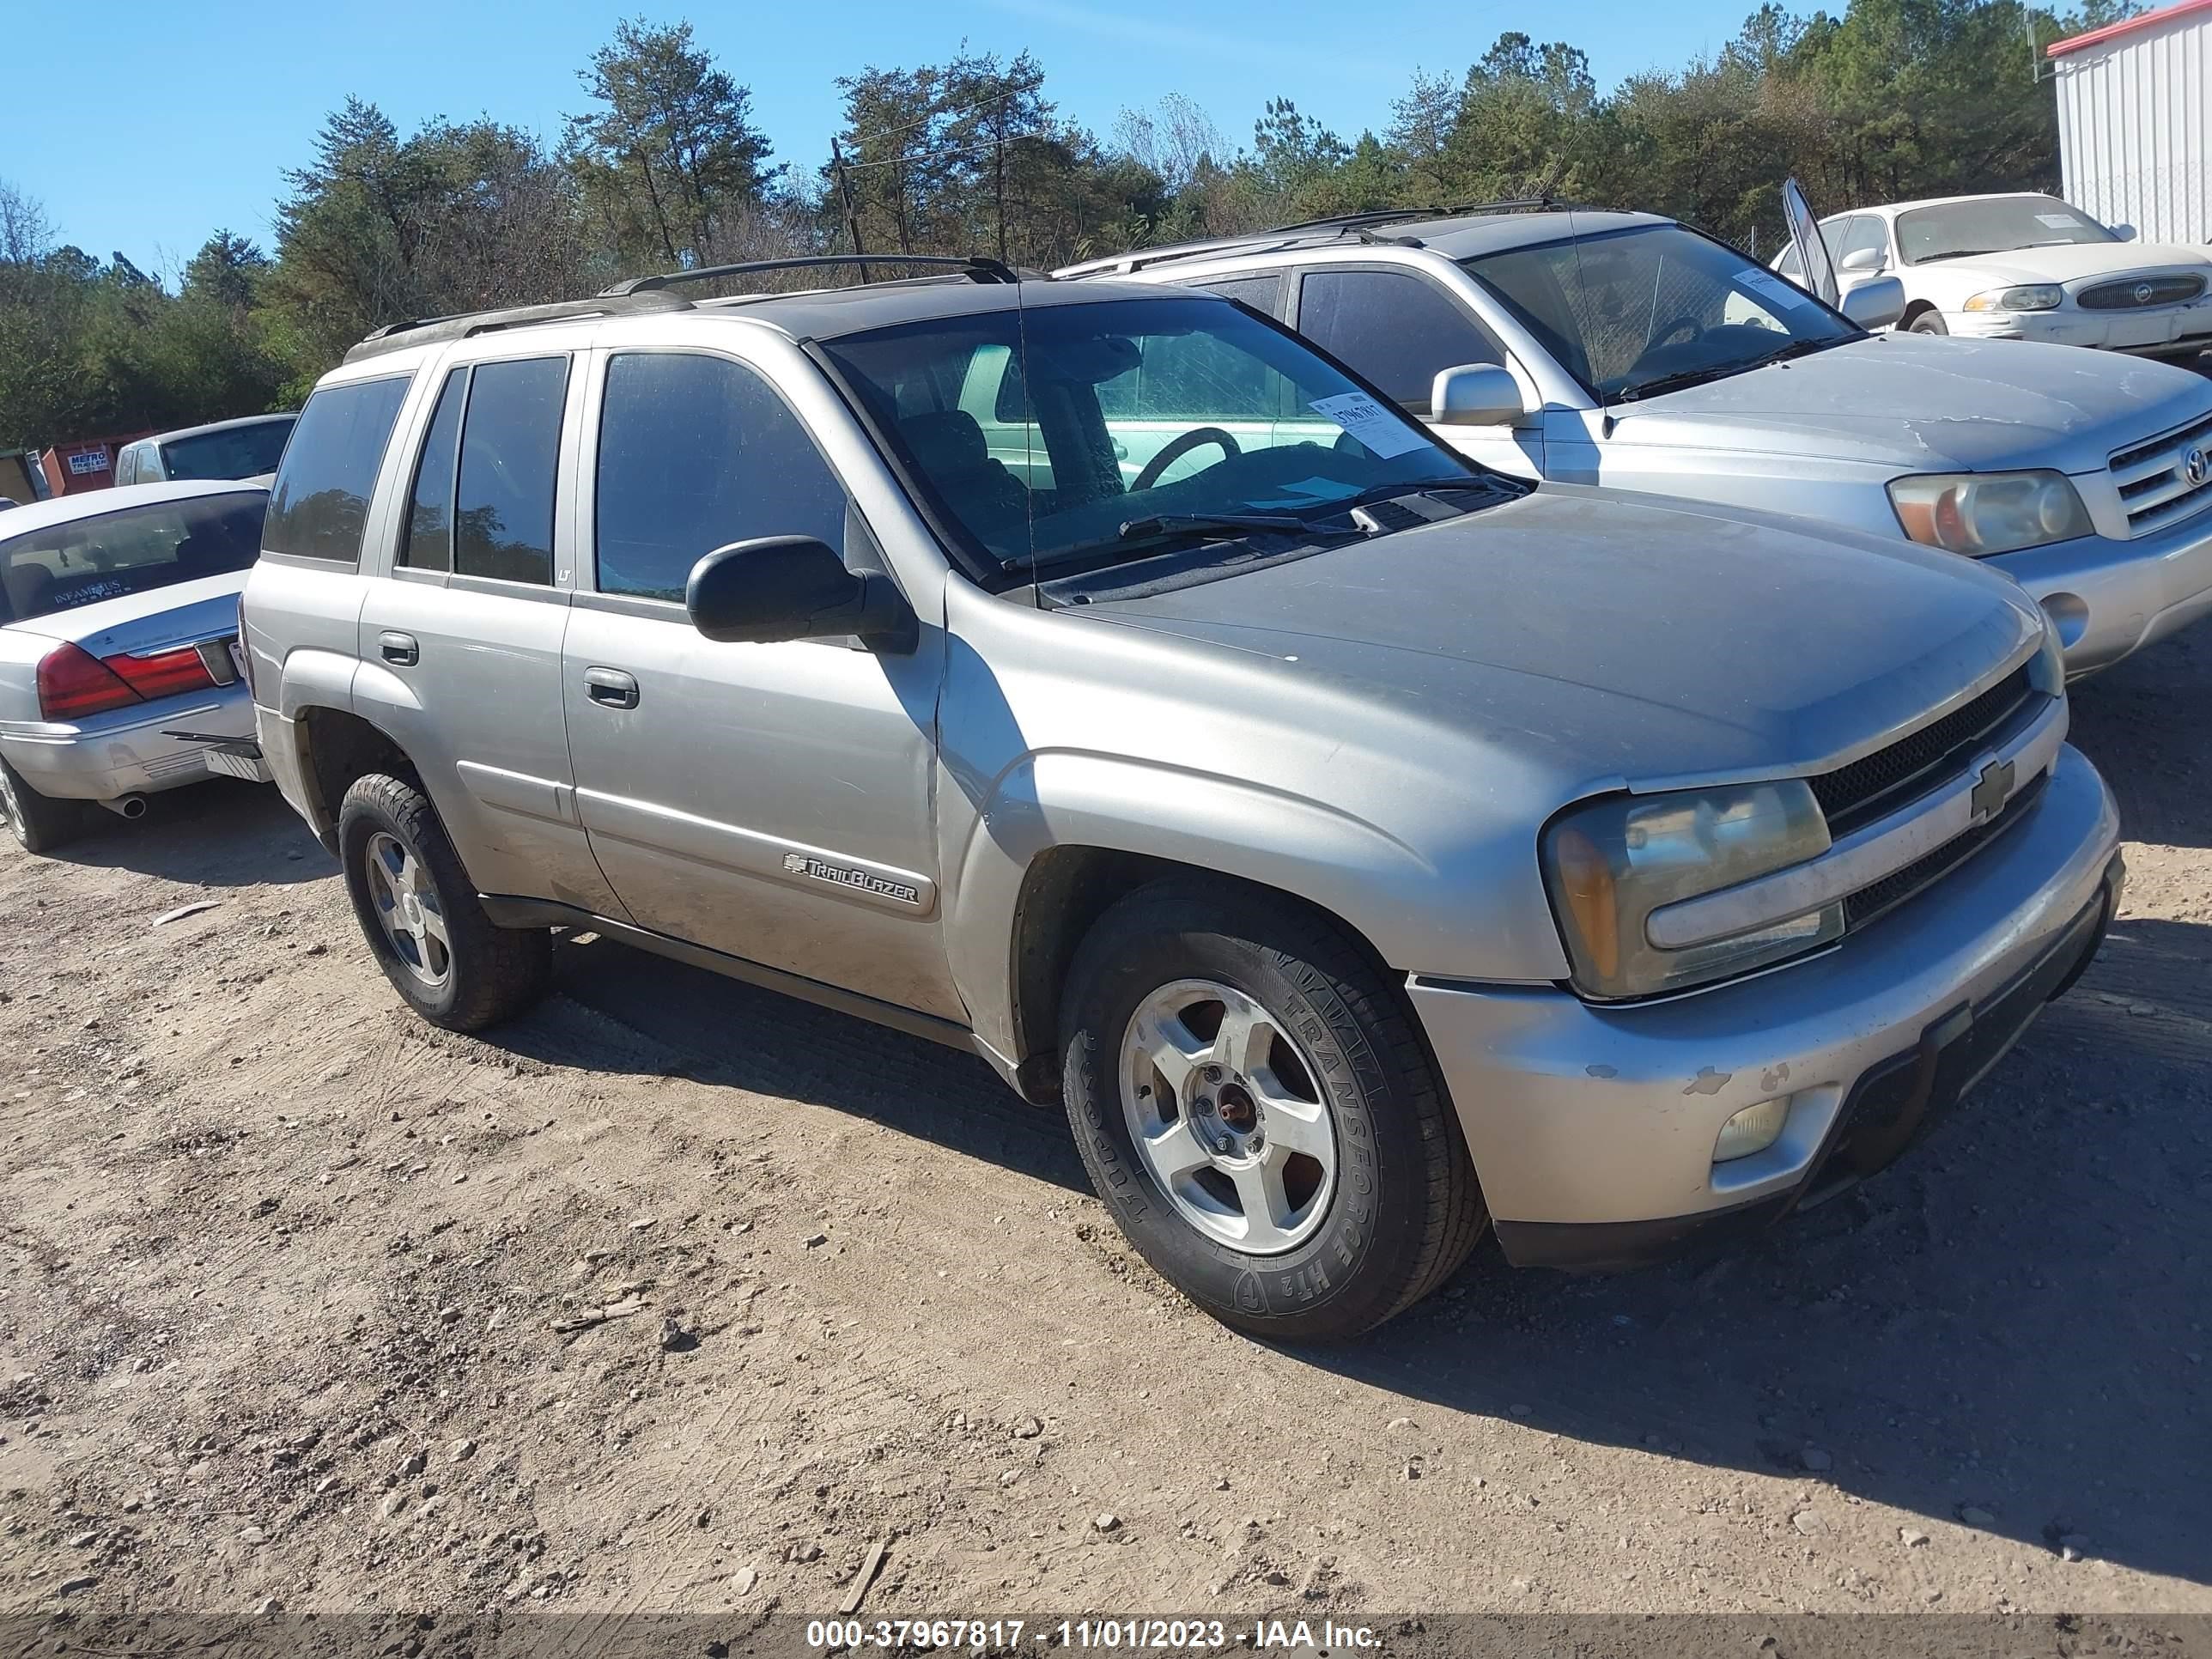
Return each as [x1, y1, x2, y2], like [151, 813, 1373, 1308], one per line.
[2110, 222, 2137, 242]
[1840, 274, 1906, 331]
[685, 536, 916, 652]
[1430, 362, 1531, 428]
[1837, 247, 1887, 275]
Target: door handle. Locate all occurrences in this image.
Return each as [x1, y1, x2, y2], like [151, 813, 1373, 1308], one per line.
[583, 666, 640, 709]
[379, 630, 419, 666]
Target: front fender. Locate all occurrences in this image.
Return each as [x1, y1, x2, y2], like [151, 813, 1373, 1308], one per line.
[944, 750, 1571, 1063]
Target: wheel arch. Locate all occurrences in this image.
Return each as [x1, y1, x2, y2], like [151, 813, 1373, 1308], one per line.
[290, 703, 417, 851]
[991, 843, 1425, 1109]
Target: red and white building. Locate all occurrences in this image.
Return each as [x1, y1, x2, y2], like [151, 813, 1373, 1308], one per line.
[2050, 0, 2212, 246]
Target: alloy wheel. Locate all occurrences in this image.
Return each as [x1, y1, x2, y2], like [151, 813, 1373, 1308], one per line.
[364, 830, 452, 987]
[1119, 978, 1338, 1255]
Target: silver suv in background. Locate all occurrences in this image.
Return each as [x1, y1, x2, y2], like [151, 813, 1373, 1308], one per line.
[114, 413, 297, 486]
[243, 258, 2120, 1339]
[1064, 205, 2212, 678]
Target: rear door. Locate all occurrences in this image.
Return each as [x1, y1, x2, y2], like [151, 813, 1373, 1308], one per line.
[560, 343, 957, 1018]
[1289, 264, 1541, 480]
[353, 350, 623, 916]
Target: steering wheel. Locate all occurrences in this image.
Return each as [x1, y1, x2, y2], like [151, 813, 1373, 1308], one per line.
[1646, 314, 1707, 352]
[1132, 427, 1242, 492]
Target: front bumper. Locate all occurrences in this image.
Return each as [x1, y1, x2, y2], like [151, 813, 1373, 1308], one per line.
[1407, 743, 2121, 1269]
[1948, 301, 2212, 356]
[0, 682, 257, 803]
[1989, 507, 2212, 676]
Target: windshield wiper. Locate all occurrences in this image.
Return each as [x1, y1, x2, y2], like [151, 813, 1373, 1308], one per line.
[1917, 247, 2002, 263]
[1115, 511, 1313, 540]
[1616, 336, 1846, 404]
[1013, 513, 1345, 576]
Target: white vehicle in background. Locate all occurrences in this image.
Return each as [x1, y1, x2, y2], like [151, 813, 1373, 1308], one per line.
[1778, 192, 2212, 357]
[0, 481, 270, 853]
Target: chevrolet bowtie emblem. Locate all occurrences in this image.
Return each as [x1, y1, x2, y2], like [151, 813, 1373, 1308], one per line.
[1970, 757, 2015, 823]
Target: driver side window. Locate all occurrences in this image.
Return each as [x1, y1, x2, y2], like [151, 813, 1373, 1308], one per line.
[594, 351, 849, 604]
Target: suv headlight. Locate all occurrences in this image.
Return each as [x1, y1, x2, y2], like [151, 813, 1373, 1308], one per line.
[1543, 781, 1842, 1000]
[1964, 284, 2063, 312]
[2030, 615, 2067, 696]
[1887, 471, 2093, 556]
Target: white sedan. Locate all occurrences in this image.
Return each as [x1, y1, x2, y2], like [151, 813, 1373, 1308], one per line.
[1777, 192, 2212, 358]
[0, 479, 270, 854]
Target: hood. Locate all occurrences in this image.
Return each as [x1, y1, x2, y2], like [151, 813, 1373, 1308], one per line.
[1915, 242, 2212, 288]
[1084, 487, 2042, 794]
[1608, 332, 2212, 474]
[2, 570, 248, 655]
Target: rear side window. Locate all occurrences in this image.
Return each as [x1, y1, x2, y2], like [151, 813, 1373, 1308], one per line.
[453, 356, 568, 586]
[1297, 269, 1504, 417]
[1194, 273, 1282, 315]
[264, 376, 410, 564]
[399, 368, 466, 572]
[593, 351, 848, 604]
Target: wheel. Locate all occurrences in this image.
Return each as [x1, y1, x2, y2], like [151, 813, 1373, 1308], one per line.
[0, 756, 87, 855]
[1906, 308, 1948, 336]
[1059, 877, 1486, 1340]
[337, 771, 550, 1031]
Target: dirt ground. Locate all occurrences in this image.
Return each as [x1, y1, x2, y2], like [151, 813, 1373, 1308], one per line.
[2, 627, 2209, 1652]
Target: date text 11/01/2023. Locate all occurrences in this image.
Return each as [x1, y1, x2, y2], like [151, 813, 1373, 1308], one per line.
[804, 1620, 1383, 1650]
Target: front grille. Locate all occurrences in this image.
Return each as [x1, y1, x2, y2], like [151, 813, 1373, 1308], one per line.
[1843, 768, 2049, 930]
[2077, 274, 2206, 311]
[1808, 665, 2039, 836]
[2110, 407, 2212, 537]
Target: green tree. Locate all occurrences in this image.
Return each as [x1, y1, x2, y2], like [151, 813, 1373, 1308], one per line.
[565, 17, 780, 269]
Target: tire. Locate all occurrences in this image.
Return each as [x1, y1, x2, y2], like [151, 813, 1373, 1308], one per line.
[1906, 308, 1948, 336]
[1059, 877, 1486, 1340]
[337, 771, 550, 1031]
[0, 756, 87, 855]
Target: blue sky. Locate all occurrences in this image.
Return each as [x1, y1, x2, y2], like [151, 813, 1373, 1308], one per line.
[5, 0, 1757, 274]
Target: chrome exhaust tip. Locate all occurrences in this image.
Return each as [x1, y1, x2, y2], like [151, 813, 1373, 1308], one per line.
[100, 793, 149, 820]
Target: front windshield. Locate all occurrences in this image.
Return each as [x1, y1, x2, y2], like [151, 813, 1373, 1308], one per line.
[818, 295, 1485, 574]
[1460, 223, 1857, 403]
[161, 417, 295, 481]
[1895, 197, 2117, 264]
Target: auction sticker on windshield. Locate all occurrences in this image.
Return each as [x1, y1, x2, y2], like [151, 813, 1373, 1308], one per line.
[1308, 392, 1431, 458]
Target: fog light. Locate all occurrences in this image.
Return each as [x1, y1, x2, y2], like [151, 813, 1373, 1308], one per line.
[1713, 1097, 1790, 1164]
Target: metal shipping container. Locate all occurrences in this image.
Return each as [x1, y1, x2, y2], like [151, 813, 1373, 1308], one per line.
[2050, 0, 2212, 246]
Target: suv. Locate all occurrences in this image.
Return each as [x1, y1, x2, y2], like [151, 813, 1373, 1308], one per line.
[1062, 204, 2212, 679]
[243, 258, 2122, 1339]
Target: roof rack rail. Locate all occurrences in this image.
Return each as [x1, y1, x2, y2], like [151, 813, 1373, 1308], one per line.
[343, 291, 694, 363]
[1265, 206, 1449, 234]
[602, 253, 1020, 296]
[1433, 195, 1589, 215]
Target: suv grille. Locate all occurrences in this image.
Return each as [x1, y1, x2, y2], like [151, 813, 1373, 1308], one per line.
[2077, 275, 2206, 311]
[1808, 665, 2039, 836]
[1843, 768, 2049, 929]
[2110, 408, 2212, 538]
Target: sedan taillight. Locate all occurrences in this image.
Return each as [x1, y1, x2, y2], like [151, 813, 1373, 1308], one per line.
[37, 641, 216, 720]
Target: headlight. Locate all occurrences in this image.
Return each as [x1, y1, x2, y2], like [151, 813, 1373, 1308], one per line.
[1887, 471, 2093, 556]
[1963, 284, 2063, 312]
[2030, 615, 2066, 696]
[1543, 781, 1841, 1000]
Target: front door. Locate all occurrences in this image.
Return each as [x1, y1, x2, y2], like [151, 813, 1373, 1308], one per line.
[560, 346, 959, 1020]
